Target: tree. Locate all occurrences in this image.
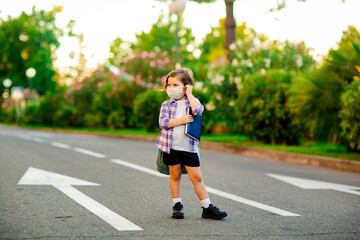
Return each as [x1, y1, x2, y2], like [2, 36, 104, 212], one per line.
[108, 13, 196, 87]
[288, 26, 360, 143]
[0, 6, 73, 97]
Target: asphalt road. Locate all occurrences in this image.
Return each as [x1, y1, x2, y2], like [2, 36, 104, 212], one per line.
[0, 125, 359, 239]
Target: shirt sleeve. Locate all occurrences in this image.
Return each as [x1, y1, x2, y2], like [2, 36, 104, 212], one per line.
[159, 101, 171, 130]
[192, 98, 204, 116]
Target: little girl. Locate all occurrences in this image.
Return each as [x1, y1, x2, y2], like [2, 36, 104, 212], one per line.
[156, 68, 227, 220]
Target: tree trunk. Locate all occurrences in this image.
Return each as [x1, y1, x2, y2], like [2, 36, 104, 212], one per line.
[225, 0, 236, 51]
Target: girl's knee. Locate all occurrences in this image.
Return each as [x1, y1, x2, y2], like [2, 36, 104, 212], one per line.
[169, 165, 182, 180]
[189, 174, 202, 183]
[170, 171, 182, 181]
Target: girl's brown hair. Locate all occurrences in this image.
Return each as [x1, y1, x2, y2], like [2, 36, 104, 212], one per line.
[164, 68, 195, 90]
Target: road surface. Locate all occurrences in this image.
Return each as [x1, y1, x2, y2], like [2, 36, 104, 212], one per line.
[0, 125, 359, 239]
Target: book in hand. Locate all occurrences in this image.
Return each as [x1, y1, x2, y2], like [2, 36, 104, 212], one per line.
[184, 107, 202, 141]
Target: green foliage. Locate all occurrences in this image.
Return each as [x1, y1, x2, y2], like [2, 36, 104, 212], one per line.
[16, 66, 143, 129]
[109, 13, 196, 88]
[23, 91, 66, 125]
[202, 21, 315, 133]
[235, 69, 302, 145]
[228, 29, 315, 76]
[66, 67, 142, 129]
[134, 13, 195, 61]
[133, 89, 168, 132]
[53, 105, 82, 127]
[199, 20, 249, 63]
[339, 79, 360, 152]
[193, 89, 211, 133]
[22, 100, 39, 124]
[204, 67, 239, 131]
[0, 106, 15, 122]
[84, 112, 105, 128]
[107, 111, 126, 130]
[0, 6, 73, 97]
[288, 26, 360, 142]
[108, 37, 131, 67]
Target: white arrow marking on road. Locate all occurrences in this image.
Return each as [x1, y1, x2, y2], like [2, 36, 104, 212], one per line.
[267, 173, 360, 196]
[73, 148, 106, 158]
[18, 167, 142, 231]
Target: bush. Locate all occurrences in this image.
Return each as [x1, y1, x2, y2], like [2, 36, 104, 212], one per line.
[133, 88, 168, 132]
[53, 105, 82, 127]
[107, 110, 125, 129]
[0, 106, 15, 123]
[205, 67, 240, 133]
[83, 112, 106, 128]
[339, 79, 360, 152]
[193, 89, 211, 134]
[287, 26, 360, 143]
[22, 100, 40, 124]
[23, 92, 65, 126]
[235, 69, 302, 145]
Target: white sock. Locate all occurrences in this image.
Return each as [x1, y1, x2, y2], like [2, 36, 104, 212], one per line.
[172, 197, 182, 205]
[200, 198, 211, 208]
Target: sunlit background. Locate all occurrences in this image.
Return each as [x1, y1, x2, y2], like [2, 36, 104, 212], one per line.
[2, 0, 359, 69]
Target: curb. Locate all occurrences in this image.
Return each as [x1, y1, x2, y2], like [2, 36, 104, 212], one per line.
[4, 126, 360, 174]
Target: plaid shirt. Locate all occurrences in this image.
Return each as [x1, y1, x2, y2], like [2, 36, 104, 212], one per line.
[156, 97, 204, 154]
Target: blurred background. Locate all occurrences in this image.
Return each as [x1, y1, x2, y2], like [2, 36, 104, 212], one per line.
[0, 0, 359, 158]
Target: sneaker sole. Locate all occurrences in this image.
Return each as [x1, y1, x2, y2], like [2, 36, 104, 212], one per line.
[202, 213, 227, 220]
[172, 214, 184, 219]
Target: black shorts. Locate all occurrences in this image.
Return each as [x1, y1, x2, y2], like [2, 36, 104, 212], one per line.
[163, 149, 200, 167]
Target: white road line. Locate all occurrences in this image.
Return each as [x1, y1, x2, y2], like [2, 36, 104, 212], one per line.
[205, 186, 300, 217]
[18, 135, 32, 140]
[30, 137, 43, 143]
[50, 142, 72, 149]
[73, 148, 106, 158]
[110, 159, 169, 178]
[109, 158, 300, 216]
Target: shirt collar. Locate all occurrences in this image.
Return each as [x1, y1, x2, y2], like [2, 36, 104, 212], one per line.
[169, 96, 188, 103]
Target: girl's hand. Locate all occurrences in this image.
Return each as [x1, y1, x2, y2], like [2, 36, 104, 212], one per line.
[181, 114, 194, 124]
[184, 85, 193, 96]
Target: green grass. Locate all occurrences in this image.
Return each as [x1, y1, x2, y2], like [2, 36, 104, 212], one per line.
[1, 122, 359, 161]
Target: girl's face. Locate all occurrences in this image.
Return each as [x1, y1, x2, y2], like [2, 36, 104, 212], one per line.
[166, 77, 184, 90]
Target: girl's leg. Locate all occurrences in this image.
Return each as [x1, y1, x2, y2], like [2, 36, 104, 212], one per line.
[185, 166, 208, 200]
[186, 166, 228, 219]
[169, 164, 184, 219]
[168, 164, 182, 198]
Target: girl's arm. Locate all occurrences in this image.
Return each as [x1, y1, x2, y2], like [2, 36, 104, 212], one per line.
[185, 85, 204, 115]
[159, 101, 193, 129]
[167, 115, 193, 128]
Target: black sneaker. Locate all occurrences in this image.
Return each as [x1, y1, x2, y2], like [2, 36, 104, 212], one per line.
[172, 202, 184, 219]
[202, 204, 227, 220]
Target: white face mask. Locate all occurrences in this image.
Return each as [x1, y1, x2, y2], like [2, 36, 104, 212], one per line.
[166, 86, 185, 100]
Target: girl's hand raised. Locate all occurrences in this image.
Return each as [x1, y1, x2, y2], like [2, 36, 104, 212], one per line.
[181, 114, 194, 124]
[184, 85, 193, 96]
